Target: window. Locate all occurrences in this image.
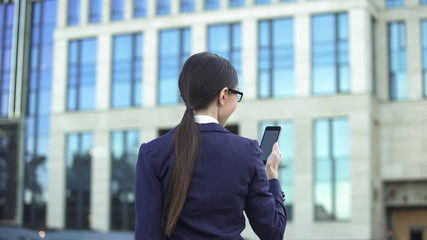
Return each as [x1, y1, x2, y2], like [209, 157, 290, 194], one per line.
[205, 0, 219, 10]
[24, 0, 57, 227]
[422, 20, 427, 97]
[208, 23, 242, 89]
[67, 38, 97, 111]
[67, 0, 79, 26]
[230, 0, 244, 8]
[110, 130, 139, 230]
[0, 3, 13, 117]
[181, 0, 194, 12]
[112, 33, 143, 108]
[312, 13, 349, 95]
[387, 0, 404, 8]
[66, 132, 93, 229]
[111, 0, 124, 21]
[388, 22, 407, 100]
[314, 118, 350, 221]
[422, 0, 427, 5]
[255, 0, 271, 4]
[281, 0, 296, 2]
[260, 121, 294, 221]
[157, 0, 170, 15]
[134, 0, 147, 18]
[158, 28, 191, 105]
[258, 18, 294, 98]
[89, 0, 101, 23]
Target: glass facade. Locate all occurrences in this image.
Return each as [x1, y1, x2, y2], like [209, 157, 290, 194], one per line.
[181, 0, 195, 12]
[134, 0, 147, 18]
[422, 20, 427, 97]
[260, 121, 294, 221]
[312, 13, 349, 95]
[230, 0, 245, 8]
[110, 130, 139, 230]
[65, 133, 93, 229]
[258, 18, 294, 98]
[158, 28, 191, 105]
[387, 0, 404, 8]
[67, 0, 79, 26]
[157, 0, 170, 15]
[24, 0, 57, 227]
[111, 0, 124, 21]
[112, 33, 143, 108]
[67, 38, 97, 111]
[205, 0, 220, 10]
[208, 23, 242, 88]
[389, 22, 407, 100]
[314, 118, 350, 221]
[255, 0, 271, 4]
[0, 3, 13, 117]
[89, 0, 102, 23]
[422, 0, 427, 5]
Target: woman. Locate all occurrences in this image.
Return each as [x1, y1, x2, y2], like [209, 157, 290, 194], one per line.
[135, 52, 287, 240]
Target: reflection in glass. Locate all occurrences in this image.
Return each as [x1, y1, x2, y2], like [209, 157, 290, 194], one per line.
[111, 0, 124, 21]
[134, 0, 147, 18]
[181, 0, 194, 12]
[388, 22, 407, 100]
[258, 18, 294, 98]
[312, 13, 349, 95]
[67, 0, 79, 26]
[260, 121, 294, 220]
[205, 0, 219, 10]
[66, 133, 93, 229]
[422, 20, 427, 97]
[110, 130, 139, 230]
[208, 23, 242, 89]
[157, 0, 170, 15]
[89, 0, 101, 23]
[112, 34, 143, 108]
[314, 118, 350, 221]
[24, 0, 57, 227]
[230, 0, 244, 8]
[67, 38, 97, 111]
[386, 0, 404, 8]
[158, 28, 191, 105]
[0, 3, 13, 117]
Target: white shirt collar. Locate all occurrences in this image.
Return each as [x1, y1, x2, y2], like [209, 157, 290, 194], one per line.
[194, 115, 219, 124]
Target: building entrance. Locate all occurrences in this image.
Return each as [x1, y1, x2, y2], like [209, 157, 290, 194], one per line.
[391, 208, 427, 240]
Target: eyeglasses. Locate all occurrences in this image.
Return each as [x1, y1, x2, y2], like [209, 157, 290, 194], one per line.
[228, 88, 244, 102]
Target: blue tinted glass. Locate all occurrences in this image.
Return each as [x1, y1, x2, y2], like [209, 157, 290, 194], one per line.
[181, 0, 194, 12]
[159, 29, 191, 105]
[205, 0, 219, 10]
[281, 0, 296, 2]
[255, 0, 271, 4]
[312, 13, 349, 95]
[134, 0, 147, 17]
[422, 21, 427, 97]
[387, 0, 404, 8]
[67, 0, 80, 26]
[230, 0, 244, 7]
[389, 22, 407, 100]
[422, 0, 427, 4]
[157, 0, 170, 15]
[111, 0, 124, 20]
[0, 3, 14, 117]
[43, 1, 57, 24]
[89, 0, 102, 23]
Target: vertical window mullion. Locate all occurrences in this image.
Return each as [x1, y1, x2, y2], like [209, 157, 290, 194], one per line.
[329, 119, 336, 220]
[0, 11, 5, 113]
[269, 21, 274, 97]
[335, 14, 340, 93]
[76, 41, 81, 110]
[131, 35, 136, 106]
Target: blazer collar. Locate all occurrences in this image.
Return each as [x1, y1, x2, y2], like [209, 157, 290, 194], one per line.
[169, 123, 231, 134]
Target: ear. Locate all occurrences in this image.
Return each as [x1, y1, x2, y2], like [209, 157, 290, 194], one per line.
[217, 87, 229, 106]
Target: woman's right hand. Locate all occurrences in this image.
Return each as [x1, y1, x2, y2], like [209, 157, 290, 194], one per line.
[265, 142, 281, 180]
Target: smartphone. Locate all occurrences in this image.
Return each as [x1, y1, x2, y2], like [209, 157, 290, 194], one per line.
[260, 126, 281, 164]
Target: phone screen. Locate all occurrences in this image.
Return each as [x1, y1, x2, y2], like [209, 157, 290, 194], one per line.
[260, 126, 281, 164]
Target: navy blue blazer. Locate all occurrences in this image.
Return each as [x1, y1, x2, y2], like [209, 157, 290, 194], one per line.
[135, 123, 287, 240]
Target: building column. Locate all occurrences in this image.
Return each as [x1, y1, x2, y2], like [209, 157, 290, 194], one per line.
[147, 0, 156, 17]
[90, 130, 111, 231]
[192, 22, 207, 54]
[376, 20, 389, 101]
[81, 0, 89, 25]
[294, 13, 311, 97]
[102, 0, 111, 23]
[52, 39, 68, 114]
[143, 28, 158, 107]
[97, 34, 113, 111]
[406, 18, 423, 100]
[349, 8, 372, 94]
[57, 0, 67, 28]
[171, 0, 179, 15]
[241, 18, 257, 100]
[124, 0, 133, 20]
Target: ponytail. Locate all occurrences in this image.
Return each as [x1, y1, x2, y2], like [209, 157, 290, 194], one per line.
[164, 106, 200, 236]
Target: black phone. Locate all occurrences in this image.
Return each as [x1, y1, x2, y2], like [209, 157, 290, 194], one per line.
[260, 126, 281, 164]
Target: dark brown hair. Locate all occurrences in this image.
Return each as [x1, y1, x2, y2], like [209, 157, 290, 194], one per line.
[164, 52, 238, 236]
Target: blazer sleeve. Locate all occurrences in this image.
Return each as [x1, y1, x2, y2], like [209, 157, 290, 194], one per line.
[245, 140, 287, 240]
[135, 144, 164, 240]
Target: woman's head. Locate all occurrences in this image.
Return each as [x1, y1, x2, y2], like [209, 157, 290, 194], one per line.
[178, 52, 238, 111]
